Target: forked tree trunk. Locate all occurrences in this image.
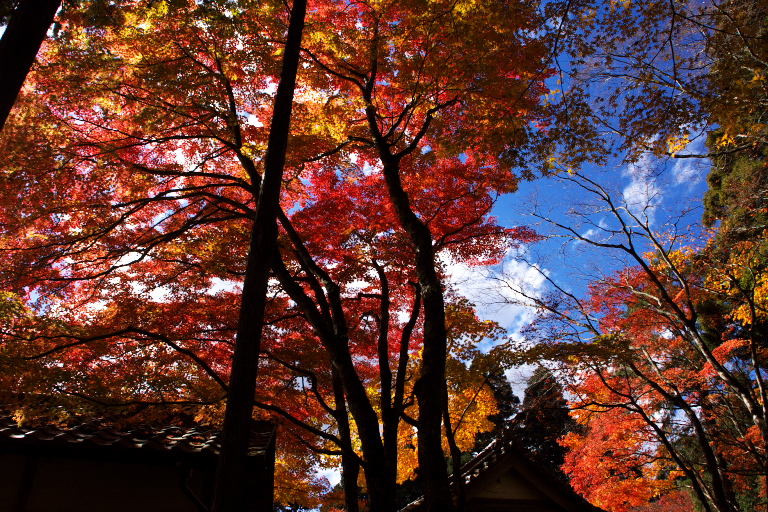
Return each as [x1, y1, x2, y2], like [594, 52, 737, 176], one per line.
[269, 250, 397, 512]
[380, 159, 453, 512]
[210, 1, 307, 510]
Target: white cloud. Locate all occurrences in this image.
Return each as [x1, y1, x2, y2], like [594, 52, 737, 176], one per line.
[246, 114, 263, 128]
[443, 251, 550, 399]
[442, 250, 548, 346]
[575, 217, 609, 247]
[671, 158, 700, 186]
[669, 131, 707, 188]
[505, 364, 538, 399]
[207, 277, 241, 295]
[149, 287, 171, 302]
[317, 467, 341, 487]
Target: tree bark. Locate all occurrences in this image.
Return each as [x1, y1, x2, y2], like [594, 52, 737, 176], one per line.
[210, 1, 307, 510]
[443, 389, 465, 512]
[0, 0, 62, 131]
[380, 160, 453, 512]
[332, 366, 360, 512]
[270, 250, 397, 512]
[374, 262, 400, 490]
[353, 19, 452, 510]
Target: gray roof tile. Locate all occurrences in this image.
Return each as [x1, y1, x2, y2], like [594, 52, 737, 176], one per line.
[0, 407, 275, 458]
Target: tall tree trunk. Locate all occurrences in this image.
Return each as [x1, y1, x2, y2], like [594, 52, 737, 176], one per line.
[357, 20, 452, 509]
[0, 0, 62, 131]
[270, 252, 397, 512]
[380, 160, 453, 512]
[211, 1, 307, 510]
[443, 389, 465, 512]
[333, 366, 360, 512]
[374, 262, 400, 489]
[327, 328, 396, 512]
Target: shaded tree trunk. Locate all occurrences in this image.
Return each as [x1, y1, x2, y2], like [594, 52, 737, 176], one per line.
[332, 366, 360, 512]
[380, 158, 453, 512]
[269, 250, 397, 512]
[0, 0, 62, 130]
[374, 262, 401, 491]
[210, 1, 307, 510]
[443, 391, 465, 512]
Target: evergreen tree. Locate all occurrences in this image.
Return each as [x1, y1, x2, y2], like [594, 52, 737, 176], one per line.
[471, 368, 521, 451]
[703, 0, 768, 239]
[513, 367, 578, 476]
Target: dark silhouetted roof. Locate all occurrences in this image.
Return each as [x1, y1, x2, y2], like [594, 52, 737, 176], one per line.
[399, 430, 605, 512]
[0, 406, 275, 464]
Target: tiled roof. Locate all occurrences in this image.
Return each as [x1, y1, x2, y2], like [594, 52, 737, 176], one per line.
[0, 407, 275, 460]
[460, 436, 509, 486]
[399, 429, 605, 512]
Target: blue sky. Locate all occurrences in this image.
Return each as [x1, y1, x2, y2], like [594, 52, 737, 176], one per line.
[446, 134, 714, 393]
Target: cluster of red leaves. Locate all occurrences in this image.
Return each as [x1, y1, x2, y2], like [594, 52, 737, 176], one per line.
[0, 0, 552, 507]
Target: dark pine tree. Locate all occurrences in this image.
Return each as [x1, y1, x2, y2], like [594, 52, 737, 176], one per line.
[472, 368, 520, 451]
[513, 367, 579, 477]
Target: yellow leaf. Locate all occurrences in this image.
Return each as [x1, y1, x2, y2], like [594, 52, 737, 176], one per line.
[666, 134, 689, 156]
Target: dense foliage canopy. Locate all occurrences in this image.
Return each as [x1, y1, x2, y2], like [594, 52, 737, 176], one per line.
[504, 1, 768, 511]
[2, 0, 767, 511]
[0, 0, 549, 510]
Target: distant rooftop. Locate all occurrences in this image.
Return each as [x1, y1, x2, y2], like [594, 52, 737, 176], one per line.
[399, 429, 605, 512]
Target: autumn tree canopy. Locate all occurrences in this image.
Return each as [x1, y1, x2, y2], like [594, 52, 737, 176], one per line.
[499, 1, 768, 511]
[8, 0, 766, 511]
[0, 0, 552, 510]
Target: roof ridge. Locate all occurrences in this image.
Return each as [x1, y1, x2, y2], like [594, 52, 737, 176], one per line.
[0, 406, 275, 457]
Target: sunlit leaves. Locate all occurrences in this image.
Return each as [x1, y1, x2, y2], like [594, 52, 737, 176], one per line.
[0, 0, 550, 507]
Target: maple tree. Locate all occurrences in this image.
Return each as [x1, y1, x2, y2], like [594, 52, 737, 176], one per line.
[495, 3, 768, 510]
[212, 0, 307, 509]
[293, 5, 552, 504]
[700, 0, 768, 182]
[511, 258, 765, 511]
[631, 491, 697, 512]
[502, 166, 768, 512]
[0, 0, 552, 510]
[542, 0, 766, 170]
